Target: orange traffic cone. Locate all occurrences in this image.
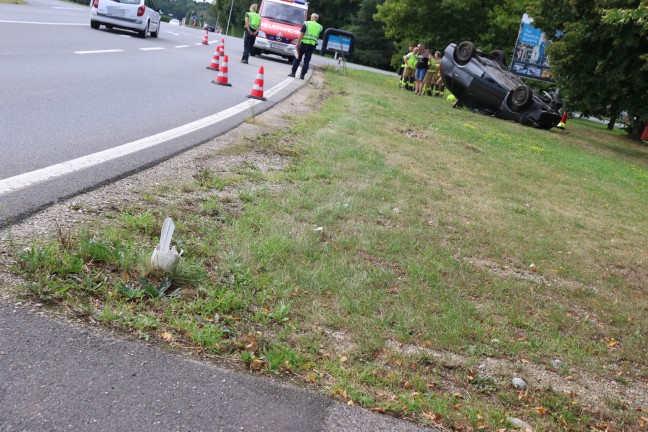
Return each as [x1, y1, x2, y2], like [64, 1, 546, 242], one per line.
[247, 66, 267, 101]
[218, 39, 225, 58]
[212, 55, 232, 87]
[206, 44, 220, 71]
[202, 29, 209, 45]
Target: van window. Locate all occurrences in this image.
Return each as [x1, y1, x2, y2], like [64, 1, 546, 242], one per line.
[260, 2, 306, 25]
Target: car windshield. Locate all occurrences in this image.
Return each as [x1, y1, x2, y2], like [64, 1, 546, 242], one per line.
[260, 3, 306, 25]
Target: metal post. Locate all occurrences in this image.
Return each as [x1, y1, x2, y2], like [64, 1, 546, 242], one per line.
[226, 0, 234, 36]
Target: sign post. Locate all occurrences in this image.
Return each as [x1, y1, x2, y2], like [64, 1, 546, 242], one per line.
[321, 29, 355, 62]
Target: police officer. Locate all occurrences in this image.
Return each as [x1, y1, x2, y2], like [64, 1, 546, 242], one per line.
[241, 3, 260, 64]
[288, 13, 323, 79]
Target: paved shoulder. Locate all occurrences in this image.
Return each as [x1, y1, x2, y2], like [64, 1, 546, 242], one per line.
[0, 301, 432, 431]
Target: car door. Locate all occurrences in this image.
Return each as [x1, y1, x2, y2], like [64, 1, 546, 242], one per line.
[145, 0, 161, 29]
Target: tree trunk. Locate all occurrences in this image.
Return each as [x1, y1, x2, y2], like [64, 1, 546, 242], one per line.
[607, 117, 615, 130]
[628, 120, 646, 141]
[607, 106, 619, 131]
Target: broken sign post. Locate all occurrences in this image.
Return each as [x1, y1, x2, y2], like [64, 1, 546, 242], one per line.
[150, 217, 183, 271]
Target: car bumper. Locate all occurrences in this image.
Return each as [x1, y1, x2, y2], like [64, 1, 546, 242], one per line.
[254, 38, 295, 56]
[91, 9, 147, 31]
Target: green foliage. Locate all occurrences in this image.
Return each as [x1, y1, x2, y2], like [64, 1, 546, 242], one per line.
[118, 277, 173, 300]
[528, 0, 648, 137]
[375, 0, 527, 64]
[18, 244, 84, 276]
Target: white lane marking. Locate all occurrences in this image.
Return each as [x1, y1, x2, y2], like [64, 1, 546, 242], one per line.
[0, 19, 86, 26]
[140, 47, 164, 51]
[175, 45, 189, 48]
[166, 32, 180, 36]
[74, 49, 123, 54]
[0, 78, 294, 195]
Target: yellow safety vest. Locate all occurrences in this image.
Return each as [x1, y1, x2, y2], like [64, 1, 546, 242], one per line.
[406, 53, 417, 69]
[246, 12, 260, 30]
[302, 21, 323, 45]
[428, 58, 440, 72]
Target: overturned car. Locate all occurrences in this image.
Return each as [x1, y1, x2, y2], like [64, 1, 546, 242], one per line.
[441, 41, 562, 129]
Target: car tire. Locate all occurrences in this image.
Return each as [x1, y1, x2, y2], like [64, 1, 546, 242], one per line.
[490, 50, 506, 67]
[511, 85, 533, 110]
[454, 41, 476, 65]
[151, 22, 159, 38]
[90, 20, 100, 29]
[139, 21, 149, 38]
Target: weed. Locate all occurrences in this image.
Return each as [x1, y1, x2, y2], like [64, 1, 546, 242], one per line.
[193, 169, 230, 191]
[471, 374, 498, 394]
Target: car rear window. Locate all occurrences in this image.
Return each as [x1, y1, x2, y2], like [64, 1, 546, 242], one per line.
[113, 0, 140, 4]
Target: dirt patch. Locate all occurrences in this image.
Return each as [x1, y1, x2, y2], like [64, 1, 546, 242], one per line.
[385, 340, 648, 413]
[401, 129, 428, 139]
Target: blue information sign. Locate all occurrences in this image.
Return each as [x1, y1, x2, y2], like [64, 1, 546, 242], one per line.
[511, 14, 553, 82]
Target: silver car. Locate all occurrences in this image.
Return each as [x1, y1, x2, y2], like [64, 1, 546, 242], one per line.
[90, 0, 161, 38]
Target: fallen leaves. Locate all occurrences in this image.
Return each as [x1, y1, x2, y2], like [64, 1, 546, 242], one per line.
[533, 406, 549, 415]
[422, 412, 442, 422]
[249, 359, 265, 371]
[245, 333, 257, 351]
[638, 416, 648, 427]
[606, 338, 620, 348]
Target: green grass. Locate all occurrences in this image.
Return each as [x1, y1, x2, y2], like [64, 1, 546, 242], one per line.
[9, 69, 648, 431]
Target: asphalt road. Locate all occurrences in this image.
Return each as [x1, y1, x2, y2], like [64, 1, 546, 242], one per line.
[0, 301, 433, 431]
[0, 0, 396, 228]
[0, 0, 295, 227]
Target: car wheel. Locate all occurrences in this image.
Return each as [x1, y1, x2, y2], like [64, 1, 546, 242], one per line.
[490, 50, 506, 67]
[90, 20, 100, 29]
[454, 41, 476, 65]
[511, 85, 533, 110]
[151, 23, 159, 38]
[139, 21, 149, 38]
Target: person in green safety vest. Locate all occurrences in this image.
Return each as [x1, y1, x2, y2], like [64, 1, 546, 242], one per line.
[288, 13, 323, 79]
[241, 3, 261, 64]
[400, 46, 419, 91]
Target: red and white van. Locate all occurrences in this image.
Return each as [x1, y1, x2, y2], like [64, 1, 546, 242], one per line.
[253, 0, 308, 63]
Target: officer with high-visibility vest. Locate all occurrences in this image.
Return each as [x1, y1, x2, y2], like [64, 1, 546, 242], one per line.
[288, 13, 323, 79]
[241, 3, 261, 64]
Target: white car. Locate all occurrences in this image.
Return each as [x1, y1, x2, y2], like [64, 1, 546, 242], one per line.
[169, 18, 180, 25]
[90, 0, 161, 38]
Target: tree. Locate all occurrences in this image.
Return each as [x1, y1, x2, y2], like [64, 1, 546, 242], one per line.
[308, 0, 394, 70]
[528, 0, 648, 139]
[308, 0, 362, 31]
[344, 0, 395, 69]
[374, 0, 527, 67]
